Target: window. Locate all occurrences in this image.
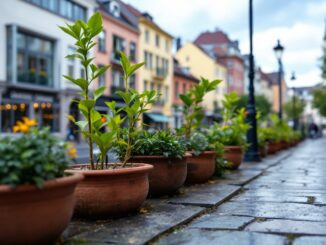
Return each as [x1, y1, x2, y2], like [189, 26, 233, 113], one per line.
[155, 34, 160, 48]
[144, 51, 153, 69]
[144, 80, 148, 90]
[145, 29, 150, 43]
[130, 74, 136, 89]
[67, 47, 75, 77]
[98, 65, 105, 87]
[111, 68, 124, 93]
[165, 39, 169, 52]
[34, 103, 60, 132]
[150, 82, 155, 91]
[175, 82, 179, 97]
[1, 103, 29, 132]
[182, 83, 186, 94]
[15, 31, 54, 87]
[98, 31, 106, 52]
[112, 35, 125, 61]
[25, 0, 86, 21]
[130, 42, 136, 62]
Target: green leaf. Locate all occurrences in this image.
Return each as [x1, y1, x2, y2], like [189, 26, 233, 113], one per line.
[75, 120, 88, 130]
[58, 25, 78, 39]
[80, 100, 95, 110]
[127, 62, 145, 77]
[88, 12, 102, 34]
[63, 76, 88, 91]
[92, 65, 110, 80]
[179, 94, 192, 107]
[94, 86, 106, 101]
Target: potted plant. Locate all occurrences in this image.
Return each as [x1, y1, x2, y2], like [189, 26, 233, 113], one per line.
[178, 78, 221, 183]
[0, 118, 83, 244]
[116, 130, 187, 196]
[209, 92, 249, 170]
[60, 13, 154, 218]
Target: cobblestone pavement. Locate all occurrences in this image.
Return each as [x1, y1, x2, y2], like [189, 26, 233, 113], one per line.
[155, 138, 326, 245]
[63, 138, 326, 245]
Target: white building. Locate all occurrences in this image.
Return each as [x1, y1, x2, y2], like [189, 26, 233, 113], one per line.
[0, 0, 97, 137]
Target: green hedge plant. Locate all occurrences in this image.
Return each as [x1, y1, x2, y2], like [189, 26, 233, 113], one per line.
[0, 127, 71, 188]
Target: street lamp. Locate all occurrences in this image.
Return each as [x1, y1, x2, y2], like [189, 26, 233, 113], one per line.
[244, 0, 260, 162]
[291, 72, 296, 130]
[273, 40, 284, 119]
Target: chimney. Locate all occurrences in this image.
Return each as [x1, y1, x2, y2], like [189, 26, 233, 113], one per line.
[176, 37, 182, 51]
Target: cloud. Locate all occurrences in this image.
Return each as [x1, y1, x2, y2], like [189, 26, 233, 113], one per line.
[124, 0, 325, 87]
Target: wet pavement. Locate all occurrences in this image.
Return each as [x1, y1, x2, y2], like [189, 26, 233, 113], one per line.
[155, 138, 326, 245]
[62, 138, 326, 245]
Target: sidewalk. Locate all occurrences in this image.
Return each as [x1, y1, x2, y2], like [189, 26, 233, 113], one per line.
[62, 139, 326, 245]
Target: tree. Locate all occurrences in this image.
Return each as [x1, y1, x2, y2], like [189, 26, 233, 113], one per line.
[313, 88, 326, 117]
[236, 95, 272, 118]
[283, 96, 305, 120]
[321, 48, 326, 80]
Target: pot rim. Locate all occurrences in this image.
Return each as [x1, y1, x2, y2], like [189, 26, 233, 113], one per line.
[0, 172, 84, 193]
[66, 163, 153, 176]
[130, 154, 190, 159]
[186, 150, 216, 156]
[223, 145, 243, 150]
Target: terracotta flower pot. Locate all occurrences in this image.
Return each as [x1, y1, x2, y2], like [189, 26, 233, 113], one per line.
[0, 173, 83, 245]
[185, 151, 216, 184]
[67, 163, 153, 219]
[223, 146, 244, 170]
[267, 142, 280, 154]
[129, 156, 187, 196]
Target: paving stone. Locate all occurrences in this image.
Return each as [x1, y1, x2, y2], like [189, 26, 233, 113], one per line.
[293, 236, 326, 245]
[245, 219, 326, 235]
[168, 183, 240, 207]
[65, 202, 204, 245]
[155, 230, 286, 245]
[216, 201, 326, 221]
[231, 194, 309, 204]
[219, 169, 262, 186]
[189, 215, 254, 229]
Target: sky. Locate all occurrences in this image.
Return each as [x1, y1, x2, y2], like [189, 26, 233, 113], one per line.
[124, 0, 326, 88]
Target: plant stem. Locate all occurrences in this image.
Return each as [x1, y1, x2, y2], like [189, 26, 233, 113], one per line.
[84, 53, 94, 170]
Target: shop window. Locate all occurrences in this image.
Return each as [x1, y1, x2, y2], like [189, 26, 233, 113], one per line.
[13, 31, 54, 87]
[0, 102, 29, 132]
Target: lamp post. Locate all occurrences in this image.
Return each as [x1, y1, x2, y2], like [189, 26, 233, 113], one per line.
[291, 72, 296, 130]
[273, 40, 284, 119]
[244, 0, 260, 162]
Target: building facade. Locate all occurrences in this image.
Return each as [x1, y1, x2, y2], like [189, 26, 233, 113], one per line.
[94, 0, 139, 115]
[172, 59, 198, 128]
[194, 29, 245, 95]
[176, 42, 227, 118]
[266, 72, 288, 113]
[0, 0, 97, 137]
[125, 4, 174, 129]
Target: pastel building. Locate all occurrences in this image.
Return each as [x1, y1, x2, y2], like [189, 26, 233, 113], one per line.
[194, 29, 245, 95]
[94, 0, 139, 114]
[173, 59, 198, 128]
[125, 4, 174, 129]
[175, 42, 228, 118]
[0, 0, 97, 137]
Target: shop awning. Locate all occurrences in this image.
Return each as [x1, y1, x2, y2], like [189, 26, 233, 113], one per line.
[146, 113, 170, 123]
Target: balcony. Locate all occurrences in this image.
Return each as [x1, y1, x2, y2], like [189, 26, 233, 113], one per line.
[153, 67, 167, 80]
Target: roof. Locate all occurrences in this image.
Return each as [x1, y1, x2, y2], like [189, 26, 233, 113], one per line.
[123, 2, 173, 38]
[173, 59, 199, 82]
[265, 72, 282, 86]
[194, 30, 231, 45]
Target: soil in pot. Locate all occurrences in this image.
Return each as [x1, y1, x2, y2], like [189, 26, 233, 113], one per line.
[129, 156, 187, 196]
[66, 163, 153, 219]
[223, 146, 244, 170]
[185, 151, 216, 184]
[0, 173, 83, 245]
